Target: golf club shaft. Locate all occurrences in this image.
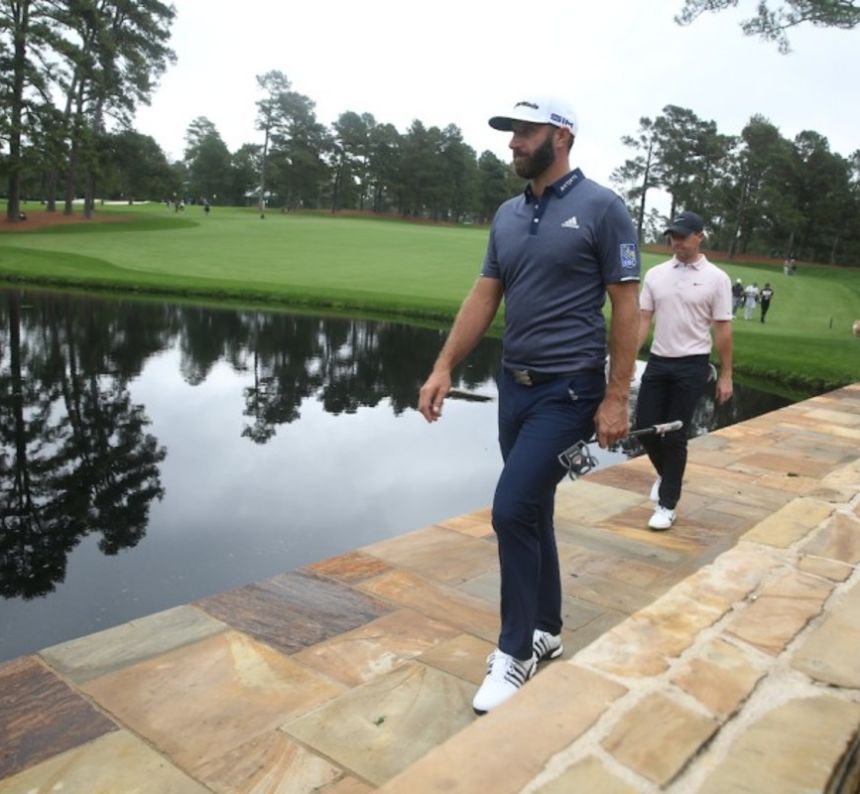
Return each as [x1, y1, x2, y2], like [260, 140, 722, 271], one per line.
[626, 420, 683, 439]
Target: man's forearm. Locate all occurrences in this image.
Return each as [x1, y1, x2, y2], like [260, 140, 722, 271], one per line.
[713, 321, 733, 375]
[433, 278, 502, 374]
[637, 310, 654, 353]
[605, 283, 640, 400]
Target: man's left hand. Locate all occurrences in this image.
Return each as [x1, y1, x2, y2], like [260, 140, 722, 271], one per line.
[594, 395, 629, 448]
[716, 376, 733, 405]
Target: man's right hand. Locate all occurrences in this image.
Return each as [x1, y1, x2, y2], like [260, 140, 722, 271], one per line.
[416, 277, 503, 424]
[418, 369, 451, 423]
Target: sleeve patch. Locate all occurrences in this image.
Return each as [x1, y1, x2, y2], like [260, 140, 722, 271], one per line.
[620, 243, 638, 270]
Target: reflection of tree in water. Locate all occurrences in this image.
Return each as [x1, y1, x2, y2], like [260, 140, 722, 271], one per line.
[0, 288, 793, 602]
[241, 314, 325, 443]
[233, 313, 501, 443]
[0, 292, 166, 599]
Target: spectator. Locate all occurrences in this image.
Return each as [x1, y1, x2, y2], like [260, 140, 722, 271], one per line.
[743, 281, 759, 320]
[731, 278, 744, 316]
[760, 283, 774, 323]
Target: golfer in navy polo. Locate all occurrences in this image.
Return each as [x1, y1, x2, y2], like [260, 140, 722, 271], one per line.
[418, 96, 640, 714]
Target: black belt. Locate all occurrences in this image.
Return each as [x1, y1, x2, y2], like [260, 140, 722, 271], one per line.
[506, 368, 578, 386]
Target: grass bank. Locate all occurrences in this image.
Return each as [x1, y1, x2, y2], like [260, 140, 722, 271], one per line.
[1, 203, 857, 395]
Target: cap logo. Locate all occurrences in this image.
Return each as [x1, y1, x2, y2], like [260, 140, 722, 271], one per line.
[514, 101, 539, 109]
[550, 112, 574, 129]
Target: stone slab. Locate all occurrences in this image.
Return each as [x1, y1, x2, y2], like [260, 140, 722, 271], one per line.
[725, 570, 834, 656]
[559, 544, 669, 590]
[742, 497, 834, 548]
[357, 569, 499, 643]
[196, 570, 392, 655]
[290, 608, 461, 687]
[800, 511, 860, 565]
[698, 696, 860, 794]
[376, 663, 627, 793]
[38, 604, 227, 684]
[554, 479, 648, 523]
[564, 610, 628, 656]
[361, 525, 497, 584]
[671, 637, 765, 718]
[792, 580, 860, 688]
[0, 656, 116, 780]
[563, 572, 655, 616]
[803, 408, 860, 426]
[434, 508, 494, 538]
[304, 551, 391, 583]
[818, 459, 860, 490]
[533, 755, 639, 794]
[193, 729, 344, 793]
[796, 554, 854, 582]
[575, 581, 732, 678]
[731, 450, 826, 478]
[323, 777, 375, 793]
[0, 730, 209, 794]
[602, 692, 718, 785]
[81, 630, 343, 775]
[283, 661, 475, 786]
[555, 520, 687, 567]
[418, 633, 496, 686]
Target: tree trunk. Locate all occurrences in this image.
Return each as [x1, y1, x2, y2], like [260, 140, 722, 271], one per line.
[45, 169, 58, 211]
[635, 139, 654, 243]
[84, 170, 95, 219]
[331, 159, 342, 214]
[63, 65, 89, 215]
[829, 234, 840, 265]
[728, 176, 750, 259]
[6, 0, 30, 222]
[258, 123, 270, 218]
[82, 99, 105, 219]
[8, 290, 34, 513]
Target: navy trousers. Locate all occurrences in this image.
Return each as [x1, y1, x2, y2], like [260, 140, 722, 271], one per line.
[493, 367, 605, 661]
[635, 354, 710, 510]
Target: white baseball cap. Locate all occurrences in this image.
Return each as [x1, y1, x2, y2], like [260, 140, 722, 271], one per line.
[489, 97, 578, 135]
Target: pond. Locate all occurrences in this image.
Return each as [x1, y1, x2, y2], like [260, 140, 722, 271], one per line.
[0, 288, 791, 661]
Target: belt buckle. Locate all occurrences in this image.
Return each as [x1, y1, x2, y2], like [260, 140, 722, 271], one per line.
[511, 369, 533, 386]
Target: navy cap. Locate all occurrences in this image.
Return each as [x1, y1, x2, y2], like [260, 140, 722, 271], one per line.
[664, 210, 704, 236]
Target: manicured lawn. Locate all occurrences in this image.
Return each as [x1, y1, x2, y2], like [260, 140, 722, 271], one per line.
[1, 203, 858, 395]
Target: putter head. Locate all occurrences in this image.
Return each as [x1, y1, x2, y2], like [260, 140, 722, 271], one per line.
[557, 440, 597, 481]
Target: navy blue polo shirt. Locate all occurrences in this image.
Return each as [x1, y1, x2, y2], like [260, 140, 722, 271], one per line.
[481, 168, 640, 373]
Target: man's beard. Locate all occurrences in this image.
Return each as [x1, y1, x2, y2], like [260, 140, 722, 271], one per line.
[513, 131, 555, 180]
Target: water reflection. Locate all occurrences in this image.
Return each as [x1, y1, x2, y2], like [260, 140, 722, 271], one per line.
[0, 289, 503, 618]
[1, 291, 166, 600]
[0, 288, 790, 659]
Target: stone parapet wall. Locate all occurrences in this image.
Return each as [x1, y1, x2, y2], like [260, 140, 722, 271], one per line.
[382, 385, 860, 794]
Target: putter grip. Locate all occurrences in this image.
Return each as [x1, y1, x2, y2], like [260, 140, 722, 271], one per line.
[652, 420, 683, 434]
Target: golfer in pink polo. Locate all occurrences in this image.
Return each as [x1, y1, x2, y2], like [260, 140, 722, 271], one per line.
[635, 211, 733, 530]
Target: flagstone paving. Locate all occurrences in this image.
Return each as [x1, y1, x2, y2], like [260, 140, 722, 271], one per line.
[0, 384, 858, 792]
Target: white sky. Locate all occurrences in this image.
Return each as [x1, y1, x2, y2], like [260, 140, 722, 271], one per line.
[134, 0, 859, 212]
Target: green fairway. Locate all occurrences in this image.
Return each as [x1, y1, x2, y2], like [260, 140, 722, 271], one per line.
[1, 203, 858, 395]
[0, 204, 490, 318]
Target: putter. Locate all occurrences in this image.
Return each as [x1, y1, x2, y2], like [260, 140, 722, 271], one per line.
[558, 420, 683, 481]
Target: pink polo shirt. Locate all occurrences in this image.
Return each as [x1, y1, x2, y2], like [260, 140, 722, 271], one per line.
[639, 255, 733, 357]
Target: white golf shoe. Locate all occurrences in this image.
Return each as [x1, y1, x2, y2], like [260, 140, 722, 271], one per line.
[649, 477, 662, 503]
[649, 504, 677, 531]
[472, 649, 536, 715]
[532, 629, 563, 663]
